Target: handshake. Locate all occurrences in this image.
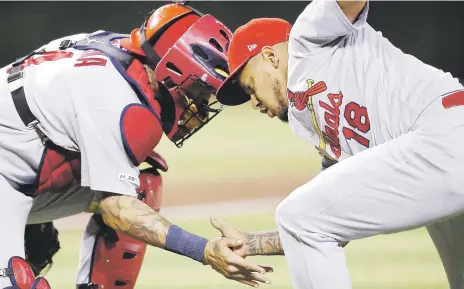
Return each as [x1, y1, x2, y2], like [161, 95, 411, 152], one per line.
[202, 217, 282, 287]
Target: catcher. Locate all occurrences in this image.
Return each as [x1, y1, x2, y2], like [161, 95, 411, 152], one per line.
[0, 3, 271, 289]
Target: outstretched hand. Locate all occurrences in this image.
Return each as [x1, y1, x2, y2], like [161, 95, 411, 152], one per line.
[211, 216, 286, 257]
[203, 237, 271, 287]
[210, 216, 250, 257]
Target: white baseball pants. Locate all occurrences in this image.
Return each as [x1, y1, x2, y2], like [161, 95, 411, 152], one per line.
[276, 95, 464, 289]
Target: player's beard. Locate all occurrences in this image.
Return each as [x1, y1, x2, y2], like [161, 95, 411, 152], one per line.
[273, 78, 288, 123]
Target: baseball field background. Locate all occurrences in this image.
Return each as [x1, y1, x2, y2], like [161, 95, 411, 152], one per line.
[50, 105, 448, 289]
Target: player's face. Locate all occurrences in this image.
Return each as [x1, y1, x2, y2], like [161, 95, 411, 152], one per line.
[179, 87, 214, 131]
[181, 95, 213, 130]
[238, 51, 288, 122]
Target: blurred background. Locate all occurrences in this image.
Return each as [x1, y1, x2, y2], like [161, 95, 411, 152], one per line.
[1, 1, 463, 288]
[1, 1, 463, 77]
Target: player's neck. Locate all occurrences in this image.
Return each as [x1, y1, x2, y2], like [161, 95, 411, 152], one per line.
[143, 65, 159, 95]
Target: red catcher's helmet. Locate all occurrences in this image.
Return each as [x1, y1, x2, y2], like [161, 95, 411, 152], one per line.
[121, 3, 232, 147]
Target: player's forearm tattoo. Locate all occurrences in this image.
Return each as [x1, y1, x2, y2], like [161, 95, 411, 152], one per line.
[245, 230, 284, 256]
[99, 195, 171, 248]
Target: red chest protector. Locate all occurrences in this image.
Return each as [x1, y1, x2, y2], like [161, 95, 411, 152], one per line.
[16, 32, 165, 196]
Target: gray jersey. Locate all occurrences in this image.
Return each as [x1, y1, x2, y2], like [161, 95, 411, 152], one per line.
[278, 3, 464, 289]
[287, 0, 463, 161]
[0, 31, 142, 196]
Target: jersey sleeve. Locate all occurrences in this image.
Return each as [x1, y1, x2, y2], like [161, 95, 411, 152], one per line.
[289, 0, 369, 55]
[74, 109, 140, 196]
[65, 63, 143, 196]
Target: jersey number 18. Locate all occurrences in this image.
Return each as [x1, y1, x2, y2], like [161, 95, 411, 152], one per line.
[342, 102, 370, 147]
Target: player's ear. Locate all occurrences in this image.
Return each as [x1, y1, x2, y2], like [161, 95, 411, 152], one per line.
[261, 46, 279, 69]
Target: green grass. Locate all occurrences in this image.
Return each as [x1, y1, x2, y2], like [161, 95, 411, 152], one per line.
[47, 213, 448, 289]
[147, 105, 322, 181]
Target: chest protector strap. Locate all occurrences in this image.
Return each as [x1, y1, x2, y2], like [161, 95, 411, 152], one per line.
[34, 145, 81, 196]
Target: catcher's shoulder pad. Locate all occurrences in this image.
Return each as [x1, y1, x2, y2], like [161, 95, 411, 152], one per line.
[120, 104, 163, 166]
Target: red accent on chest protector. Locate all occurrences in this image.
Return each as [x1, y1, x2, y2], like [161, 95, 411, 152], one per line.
[138, 169, 163, 212]
[125, 60, 162, 115]
[32, 146, 81, 196]
[120, 104, 163, 166]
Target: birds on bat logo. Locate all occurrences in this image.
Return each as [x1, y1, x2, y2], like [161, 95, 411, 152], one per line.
[287, 79, 327, 111]
[288, 79, 344, 159]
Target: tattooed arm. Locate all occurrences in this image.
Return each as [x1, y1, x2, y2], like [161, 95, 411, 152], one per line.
[211, 217, 284, 256]
[243, 230, 284, 256]
[98, 195, 171, 248]
[93, 194, 271, 287]
[211, 217, 349, 257]
[97, 194, 284, 257]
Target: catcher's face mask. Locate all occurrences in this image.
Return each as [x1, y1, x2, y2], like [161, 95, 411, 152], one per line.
[169, 74, 225, 145]
[154, 14, 232, 147]
[121, 3, 232, 147]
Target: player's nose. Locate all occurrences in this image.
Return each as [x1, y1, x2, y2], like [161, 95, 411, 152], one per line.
[250, 94, 261, 110]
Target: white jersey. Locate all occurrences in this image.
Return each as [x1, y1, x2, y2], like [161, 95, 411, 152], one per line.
[287, 0, 463, 161]
[0, 31, 141, 196]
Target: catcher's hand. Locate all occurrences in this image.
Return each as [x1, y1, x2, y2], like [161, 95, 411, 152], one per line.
[24, 222, 61, 276]
[203, 237, 271, 287]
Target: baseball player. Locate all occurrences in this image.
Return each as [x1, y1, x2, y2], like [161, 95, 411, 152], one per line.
[213, 0, 464, 288]
[0, 3, 271, 289]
